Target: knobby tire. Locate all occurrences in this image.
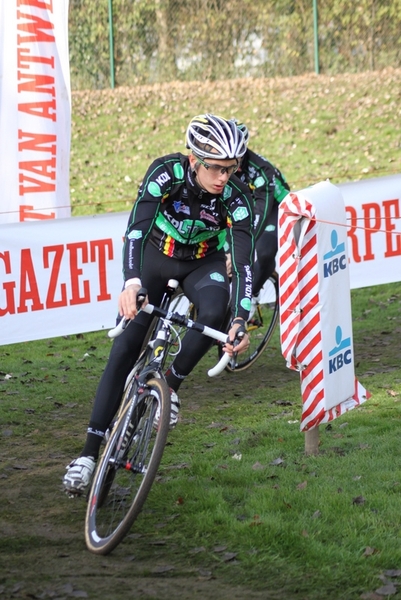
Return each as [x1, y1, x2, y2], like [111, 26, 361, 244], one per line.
[85, 378, 171, 555]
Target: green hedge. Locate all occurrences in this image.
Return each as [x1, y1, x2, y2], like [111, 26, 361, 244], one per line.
[68, 0, 401, 89]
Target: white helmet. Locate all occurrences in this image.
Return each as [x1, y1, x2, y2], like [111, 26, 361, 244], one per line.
[186, 114, 247, 160]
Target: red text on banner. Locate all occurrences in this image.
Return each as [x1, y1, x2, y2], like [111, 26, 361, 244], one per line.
[0, 239, 114, 317]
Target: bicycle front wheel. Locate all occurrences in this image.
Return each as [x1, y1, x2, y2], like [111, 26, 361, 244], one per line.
[223, 273, 279, 372]
[85, 378, 171, 555]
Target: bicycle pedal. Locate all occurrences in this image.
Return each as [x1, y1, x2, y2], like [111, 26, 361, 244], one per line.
[65, 489, 83, 499]
[248, 318, 261, 327]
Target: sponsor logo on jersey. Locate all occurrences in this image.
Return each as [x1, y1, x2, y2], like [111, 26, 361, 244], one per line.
[127, 229, 142, 240]
[254, 175, 265, 188]
[173, 163, 184, 179]
[172, 200, 190, 215]
[210, 272, 225, 283]
[155, 171, 171, 186]
[248, 165, 257, 179]
[244, 264, 252, 299]
[200, 210, 219, 225]
[232, 206, 249, 222]
[241, 297, 252, 311]
[163, 213, 208, 237]
[148, 181, 162, 197]
[223, 186, 232, 200]
[201, 198, 217, 210]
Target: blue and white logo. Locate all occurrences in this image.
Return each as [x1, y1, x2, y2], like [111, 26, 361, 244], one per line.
[323, 230, 346, 278]
[173, 200, 190, 215]
[328, 325, 352, 374]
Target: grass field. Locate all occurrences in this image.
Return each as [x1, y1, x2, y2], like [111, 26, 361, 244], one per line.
[1, 68, 401, 599]
[69, 68, 401, 216]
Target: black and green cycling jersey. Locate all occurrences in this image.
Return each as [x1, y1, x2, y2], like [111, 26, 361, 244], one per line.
[237, 148, 290, 240]
[123, 152, 255, 320]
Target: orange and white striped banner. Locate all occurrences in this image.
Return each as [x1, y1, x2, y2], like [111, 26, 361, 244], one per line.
[278, 181, 370, 431]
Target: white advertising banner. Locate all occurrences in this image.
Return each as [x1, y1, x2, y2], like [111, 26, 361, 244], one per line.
[0, 0, 71, 224]
[338, 174, 401, 289]
[0, 212, 128, 345]
[0, 174, 400, 346]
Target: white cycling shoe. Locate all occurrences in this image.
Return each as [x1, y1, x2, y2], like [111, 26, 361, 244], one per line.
[63, 456, 96, 495]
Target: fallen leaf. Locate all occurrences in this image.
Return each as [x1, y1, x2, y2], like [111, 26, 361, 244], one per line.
[152, 565, 175, 573]
[189, 547, 206, 554]
[272, 400, 293, 406]
[213, 545, 227, 552]
[198, 569, 212, 579]
[59, 584, 76, 594]
[375, 582, 397, 596]
[222, 552, 238, 562]
[270, 457, 285, 466]
[363, 546, 378, 556]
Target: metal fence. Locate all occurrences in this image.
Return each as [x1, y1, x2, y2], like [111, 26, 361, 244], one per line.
[68, 0, 401, 90]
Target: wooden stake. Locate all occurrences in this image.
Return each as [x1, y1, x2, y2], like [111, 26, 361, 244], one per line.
[305, 427, 319, 455]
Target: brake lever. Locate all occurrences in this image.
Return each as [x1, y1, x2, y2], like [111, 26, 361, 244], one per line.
[230, 330, 245, 369]
[136, 287, 148, 311]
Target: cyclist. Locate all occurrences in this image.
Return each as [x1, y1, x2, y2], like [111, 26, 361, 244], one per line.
[63, 114, 255, 495]
[233, 120, 290, 299]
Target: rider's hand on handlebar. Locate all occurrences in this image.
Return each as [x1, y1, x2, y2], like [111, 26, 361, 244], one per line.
[224, 318, 249, 356]
[118, 284, 148, 320]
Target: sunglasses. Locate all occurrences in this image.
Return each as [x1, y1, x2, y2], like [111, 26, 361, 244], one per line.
[196, 156, 239, 175]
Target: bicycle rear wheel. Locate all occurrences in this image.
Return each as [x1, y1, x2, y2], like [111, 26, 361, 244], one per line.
[85, 378, 171, 555]
[221, 273, 279, 372]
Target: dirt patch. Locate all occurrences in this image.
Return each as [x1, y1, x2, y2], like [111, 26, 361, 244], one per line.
[0, 453, 289, 600]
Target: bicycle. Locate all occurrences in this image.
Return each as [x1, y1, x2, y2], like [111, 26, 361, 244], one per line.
[170, 271, 279, 373]
[85, 279, 235, 555]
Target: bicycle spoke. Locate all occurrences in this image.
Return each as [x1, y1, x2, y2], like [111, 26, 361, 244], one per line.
[85, 379, 170, 554]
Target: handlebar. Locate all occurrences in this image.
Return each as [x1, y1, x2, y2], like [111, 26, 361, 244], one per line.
[108, 317, 129, 339]
[207, 351, 231, 377]
[107, 287, 147, 339]
[107, 300, 238, 377]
